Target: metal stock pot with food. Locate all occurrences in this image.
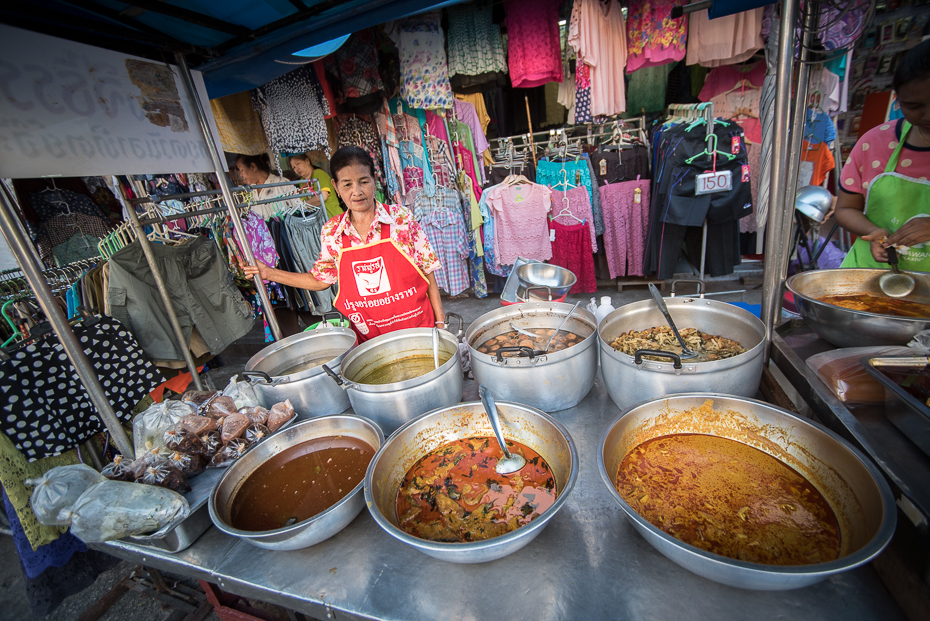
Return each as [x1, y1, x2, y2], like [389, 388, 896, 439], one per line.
[598, 282, 766, 409]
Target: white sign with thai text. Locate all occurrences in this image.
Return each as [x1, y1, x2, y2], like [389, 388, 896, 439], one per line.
[0, 24, 225, 178]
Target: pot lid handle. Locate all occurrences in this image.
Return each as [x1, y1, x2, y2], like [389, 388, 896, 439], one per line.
[633, 349, 683, 370]
[240, 370, 273, 384]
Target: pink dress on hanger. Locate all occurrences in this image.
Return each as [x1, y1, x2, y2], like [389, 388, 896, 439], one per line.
[487, 183, 552, 265]
[569, 0, 628, 116]
[600, 177, 650, 278]
[504, 0, 563, 88]
[551, 187, 597, 252]
[686, 8, 764, 68]
[548, 220, 597, 294]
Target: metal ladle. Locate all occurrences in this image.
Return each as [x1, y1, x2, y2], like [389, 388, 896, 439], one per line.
[543, 301, 581, 352]
[478, 385, 526, 475]
[648, 283, 698, 359]
[432, 327, 440, 369]
[879, 246, 916, 298]
[509, 322, 537, 338]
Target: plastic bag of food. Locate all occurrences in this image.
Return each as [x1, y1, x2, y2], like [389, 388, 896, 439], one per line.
[208, 439, 250, 468]
[132, 401, 196, 455]
[167, 452, 206, 478]
[221, 413, 250, 443]
[140, 461, 191, 493]
[208, 396, 238, 420]
[181, 390, 220, 412]
[101, 455, 135, 482]
[27, 464, 107, 526]
[180, 415, 219, 436]
[244, 424, 270, 445]
[239, 406, 269, 426]
[806, 346, 913, 403]
[196, 431, 222, 458]
[66, 480, 189, 543]
[267, 400, 296, 432]
[164, 424, 205, 455]
[127, 447, 168, 480]
[223, 377, 260, 409]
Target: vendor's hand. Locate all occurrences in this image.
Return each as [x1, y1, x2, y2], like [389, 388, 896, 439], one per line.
[242, 260, 271, 280]
[861, 228, 890, 263]
[886, 218, 930, 249]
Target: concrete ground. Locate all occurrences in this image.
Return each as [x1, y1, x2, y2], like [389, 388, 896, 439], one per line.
[0, 270, 763, 620]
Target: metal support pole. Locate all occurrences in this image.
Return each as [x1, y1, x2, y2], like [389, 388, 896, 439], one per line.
[760, 0, 801, 356]
[174, 52, 282, 341]
[0, 189, 136, 459]
[123, 182, 205, 392]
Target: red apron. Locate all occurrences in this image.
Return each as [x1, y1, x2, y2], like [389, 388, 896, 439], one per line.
[334, 224, 435, 342]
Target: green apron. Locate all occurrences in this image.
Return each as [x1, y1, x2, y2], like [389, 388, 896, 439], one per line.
[841, 121, 930, 270]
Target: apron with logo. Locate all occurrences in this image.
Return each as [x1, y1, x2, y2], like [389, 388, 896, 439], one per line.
[841, 121, 930, 270]
[334, 224, 435, 342]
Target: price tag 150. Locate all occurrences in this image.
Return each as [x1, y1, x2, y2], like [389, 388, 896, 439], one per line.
[695, 170, 733, 195]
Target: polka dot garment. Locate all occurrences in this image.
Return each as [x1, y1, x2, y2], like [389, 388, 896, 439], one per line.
[0, 317, 160, 460]
[841, 119, 930, 195]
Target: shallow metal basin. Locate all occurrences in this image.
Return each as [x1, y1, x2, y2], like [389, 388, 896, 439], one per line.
[365, 401, 577, 563]
[597, 393, 896, 590]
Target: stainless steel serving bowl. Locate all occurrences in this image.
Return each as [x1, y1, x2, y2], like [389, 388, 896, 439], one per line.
[516, 263, 576, 301]
[209, 415, 384, 551]
[787, 268, 930, 346]
[365, 401, 578, 563]
[597, 394, 896, 590]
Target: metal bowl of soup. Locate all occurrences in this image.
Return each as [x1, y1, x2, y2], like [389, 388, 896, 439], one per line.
[209, 415, 383, 551]
[597, 394, 896, 590]
[365, 401, 578, 563]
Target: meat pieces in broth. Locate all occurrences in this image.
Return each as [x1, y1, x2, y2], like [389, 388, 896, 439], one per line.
[476, 329, 583, 356]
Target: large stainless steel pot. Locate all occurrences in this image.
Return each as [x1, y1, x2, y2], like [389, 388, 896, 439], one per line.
[324, 320, 464, 435]
[209, 415, 383, 551]
[365, 400, 577, 563]
[242, 317, 355, 417]
[466, 302, 598, 412]
[786, 268, 930, 347]
[597, 393, 896, 590]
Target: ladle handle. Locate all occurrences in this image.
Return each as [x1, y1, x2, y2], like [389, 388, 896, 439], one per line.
[887, 246, 900, 274]
[648, 283, 694, 355]
[478, 385, 514, 460]
[544, 300, 581, 352]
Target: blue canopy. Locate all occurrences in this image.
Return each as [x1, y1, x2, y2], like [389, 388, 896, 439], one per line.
[1, 0, 461, 98]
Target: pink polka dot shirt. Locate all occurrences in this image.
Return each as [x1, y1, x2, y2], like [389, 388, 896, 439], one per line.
[840, 119, 930, 196]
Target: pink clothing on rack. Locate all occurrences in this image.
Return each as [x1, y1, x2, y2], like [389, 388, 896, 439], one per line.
[698, 62, 766, 101]
[504, 0, 563, 88]
[548, 220, 597, 294]
[710, 88, 762, 143]
[453, 142, 482, 201]
[625, 0, 688, 73]
[551, 187, 597, 252]
[453, 99, 490, 155]
[686, 8, 764, 68]
[569, 0, 628, 117]
[487, 183, 552, 265]
[425, 110, 450, 143]
[600, 178, 650, 278]
[403, 167, 424, 192]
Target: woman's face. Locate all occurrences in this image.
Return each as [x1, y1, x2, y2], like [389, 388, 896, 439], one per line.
[291, 158, 314, 180]
[898, 76, 930, 134]
[236, 160, 263, 185]
[333, 163, 376, 214]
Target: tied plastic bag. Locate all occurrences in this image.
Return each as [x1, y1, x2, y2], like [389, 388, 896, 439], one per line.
[806, 346, 913, 403]
[223, 377, 260, 410]
[268, 400, 295, 432]
[132, 401, 195, 455]
[66, 480, 189, 543]
[28, 464, 107, 526]
[908, 330, 930, 351]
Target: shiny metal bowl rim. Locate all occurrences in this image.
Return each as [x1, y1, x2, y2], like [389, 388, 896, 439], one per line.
[208, 414, 384, 539]
[364, 400, 579, 554]
[786, 268, 930, 322]
[516, 262, 577, 289]
[596, 392, 897, 577]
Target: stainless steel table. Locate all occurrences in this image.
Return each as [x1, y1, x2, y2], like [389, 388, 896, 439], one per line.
[96, 374, 902, 621]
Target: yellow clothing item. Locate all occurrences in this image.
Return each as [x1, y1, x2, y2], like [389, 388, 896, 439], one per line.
[210, 92, 269, 156]
[454, 92, 491, 133]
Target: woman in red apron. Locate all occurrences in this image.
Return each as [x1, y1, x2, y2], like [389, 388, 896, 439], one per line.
[243, 147, 446, 342]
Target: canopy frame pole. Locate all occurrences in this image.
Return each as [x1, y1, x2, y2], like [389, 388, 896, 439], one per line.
[0, 188, 136, 459]
[173, 51, 283, 342]
[760, 0, 803, 356]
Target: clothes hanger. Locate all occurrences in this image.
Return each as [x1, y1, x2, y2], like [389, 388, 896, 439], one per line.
[685, 134, 737, 165]
[553, 194, 584, 225]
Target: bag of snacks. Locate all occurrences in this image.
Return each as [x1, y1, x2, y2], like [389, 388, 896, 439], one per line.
[28, 464, 107, 526]
[221, 413, 250, 443]
[180, 415, 219, 436]
[132, 401, 195, 454]
[208, 396, 238, 420]
[208, 439, 250, 468]
[223, 377, 260, 409]
[66, 480, 189, 543]
[267, 400, 296, 432]
[101, 455, 135, 482]
[806, 346, 913, 403]
[181, 390, 219, 413]
[239, 406, 269, 426]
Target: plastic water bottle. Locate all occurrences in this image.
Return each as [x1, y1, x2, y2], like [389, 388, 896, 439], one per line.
[594, 296, 616, 326]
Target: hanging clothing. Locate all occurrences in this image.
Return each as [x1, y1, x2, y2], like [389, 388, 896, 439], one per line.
[799, 140, 835, 187]
[454, 93, 492, 135]
[446, 5, 507, 92]
[284, 209, 335, 314]
[388, 12, 454, 110]
[251, 173, 302, 219]
[818, 0, 870, 51]
[413, 189, 471, 296]
[686, 8, 764, 68]
[210, 92, 269, 156]
[323, 30, 385, 115]
[486, 182, 553, 265]
[536, 158, 604, 235]
[453, 99, 490, 157]
[504, 0, 563, 88]
[803, 107, 837, 145]
[601, 178, 651, 278]
[573, 63, 594, 124]
[336, 115, 386, 189]
[0, 316, 159, 460]
[590, 146, 651, 186]
[625, 0, 688, 73]
[710, 87, 762, 144]
[551, 186, 598, 253]
[548, 220, 597, 294]
[697, 62, 766, 101]
[569, 0, 628, 117]
[252, 66, 330, 155]
[627, 64, 673, 115]
[742, 142, 761, 234]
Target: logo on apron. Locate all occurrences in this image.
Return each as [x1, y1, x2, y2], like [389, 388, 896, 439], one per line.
[352, 257, 391, 296]
[348, 312, 370, 335]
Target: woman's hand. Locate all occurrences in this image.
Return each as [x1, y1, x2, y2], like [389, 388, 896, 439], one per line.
[860, 228, 891, 263]
[242, 260, 271, 280]
[887, 217, 930, 249]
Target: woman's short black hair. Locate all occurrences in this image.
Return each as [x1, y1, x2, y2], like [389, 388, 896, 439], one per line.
[894, 38, 930, 91]
[330, 146, 376, 181]
[236, 153, 272, 174]
[288, 152, 312, 167]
